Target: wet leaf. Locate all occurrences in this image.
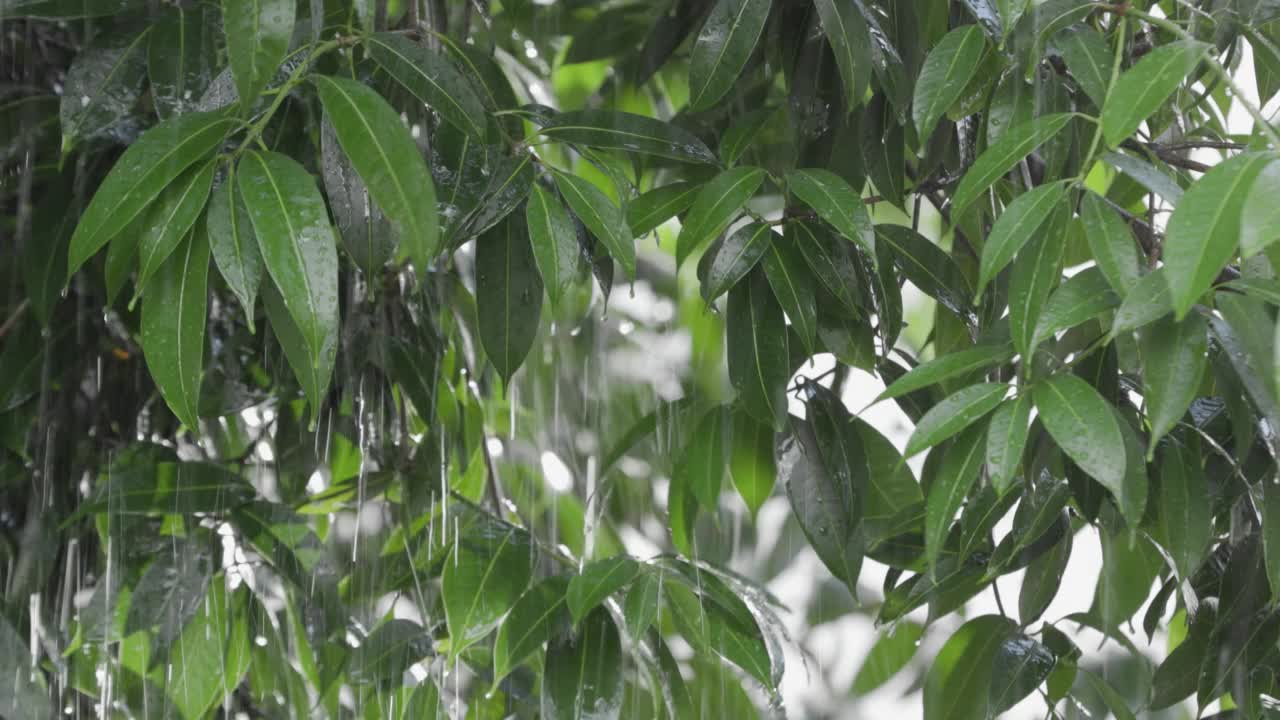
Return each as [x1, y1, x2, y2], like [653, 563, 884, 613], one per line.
[791, 220, 862, 317]
[787, 168, 874, 254]
[68, 111, 234, 276]
[238, 150, 339, 383]
[1111, 267, 1173, 336]
[493, 576, 570, 684]
[701, 222, 774, 304]
[1079, 191, 1142, 295]
[443, 522, 535, 658]
[676, 408, 729, 509]
[814, 0, 872, 109]
[59, 29, 147, 151]
[541, 110, 716, 164]
[222, 0, 295, 108]
[1101, 40, 1208, 148]
[627, 181, 701, 237]
[922, 615, 1016, 720]
[903, 383, 1007, 458]
[553, 171, 635, 279]
[1140, 313, 1209, 448]
[148, 7, 215, 118]
[526, 184, 580, 309]
[852, 621, 923, 695]
[134, 159, 216, 294]
[313, 75, 438, 271]
[623, 571, 661, 641]
[262, 279, 335, 422]
[1158, 441, 1211, 581]
[988, 632, 1055, 714]
[1163, 152, 1274, 318]
[1240, 157, 1280, 257]
[541, 607, 624, 719]
[1034, 375, 1136, 523]
[1055, 26, 1111, 106]
[727, 268, 790, 429]
[720, 107, 777, 166]
[320, 118, 396, 275]
[664, 579, 775, 689]
[913, 25, 987, 140]
[1017, 528, 1071, 624]
[367, 32, 489, 139]
[986, 394, 1032, 494]
[1008, 208, 1065, 359]
[1032, 267, 1119, 350]
[476, 213, 543, 384]
[876, 224, 973, 320]
[952, 113, 1074, 215]
[349, 619, 432, 688]
[879, 344, 1014, 401]
[141, 226, 209, 429]
[677, 166, 765, 266]
[760, 237, 818, 354]
[730, 408, 776, 518]
[207, 169, 264, 330]
[976, 181, 1067, 297]
[567, 556, 641, 624]
[165, 579, 250, 719]
[925, 423, 987, 571]
[687, 0, 771, 111]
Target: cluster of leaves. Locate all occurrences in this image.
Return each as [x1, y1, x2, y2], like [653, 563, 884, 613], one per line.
[5, 0, 1280, 717]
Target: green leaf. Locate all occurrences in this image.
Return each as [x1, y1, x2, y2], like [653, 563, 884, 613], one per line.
[925, 422, 987, 571]
[727, 268, 790, 429]
[238, 150, 339, 380]
[493, 576, 570, 684]
[67, 111, 234, 277]
[988, 632, 1056, 715]
[443, 522, 535, 658]
[75, 459, 255, 517]
[222, 0, 295, 108]
[141, 227, 209, 429]
[1, 0, 143, 19]
[1241, 157, 1280, 257]
[1140, 313, 1208, 448]
[366, 32, 489, 139]
[0, 615, 49, 720]
[1111, 267, 1172, 336]
[1017, 529, 1071, 624]
[903, 383, 1007, 458]
[1092, 529, 1161, 630]
[677, 166, 766, 266]
[1032, 267, 1120, 349]
[976, 181, 1066, 297]
[1103, 150, 1186, 203]
[207, 169, 264, 330]
[1079, 191, 1141, 295]
[876, 224, 974, 320]
[147, 7, 215, 118]
[664, 579, 776, 689]
[952, 113, 1074, 215]
[813, 0, 871, 109]
[553, 171, 635, 279]
[1264, 480, 1280, 604]
[59, 30, 148, 151]
[627, 181, 701, 237]
[320, 117, 396, 275]
[540, 110, 716, 164]
[760, 237, 818, 354]
[623, 571, 661, 641]
[348, 619, 433, 688]
[986, 394, 1032, 494]
[701, 222, 774, 304]
[1034, 375, 1139, 523]
[852, 621, 923, 695]
[22, 197, 72, 327]
[567, 556, 641, 624]
[476, 213, 543, 384]
[922, 615, 1016, 720]
[676, 408, 729, 509]
[134, 159, 216, 295]
[313, 74, 438, 271]
[124, 546, 210, 649]
[687, 0, 771, 111]
[729, 408, 776, 518]
[787, 168, 874, 255]
[720, 107, 777, 166]
[879, 344, 1014, 401]
[1150, 607, 1214, 710]
[1101, 39, 1208, 146]
[791, 220, 862, 317]
[541, 607, 623, 720]
[1158, 441, 1211, 581]
[262, 279, 335, 422]
[166, 579, 250, 719]
[1055, 26, 1111, 107]
[1163, 152, 1274, 318]
[1008, 207, 1065, 359]
[913, 25, 987, 140]
[525, 184, 580, 310]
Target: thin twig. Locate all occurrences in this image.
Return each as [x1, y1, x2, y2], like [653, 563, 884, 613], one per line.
[0, 299, 29, 339]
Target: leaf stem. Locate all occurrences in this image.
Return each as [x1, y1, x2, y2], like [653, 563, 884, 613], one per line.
[234, 38, 346, 156]
[1122, 8, 1280, 148]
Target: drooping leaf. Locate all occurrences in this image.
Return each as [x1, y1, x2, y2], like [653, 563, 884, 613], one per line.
[348, 619, 433, 689]
[664, 577, 777, 689]
[1101, 40, 1208, 148]
[913, 25, 987, 140]
[238, 150, 339, 381]
[540, 110, 717, 164]
[1034, 375, 1137, 523]
[976, 181, 1066, 297]
[720, 107, 777, 166]
[1017, 528, 1071, 624]
[729, 408, 775, 518]
[165, 579, 250, 719]
[627, 181, 701, 237]
[67, 111, 234, 276]
[541, 607, 624, 719]
[988, 632, 1056, 715]
[1163, 152, 1274, 318]
[760, 237, 819, 354]
[1008, 207, 1066, 359]
[1158, 441, 1211, 582]
[222, 0, 295, 109]
[1031, 267, 1120, 350]
[1240, 157, 1280, 258]
[1103, 150, 1186, 204]
[59, 29, 148, 151]
[133, 159, 216, 294]
[124, 545, 211, 650]
[320, 117, 396, 275]
[677, 166, 766, 266]
[1111, 267, 1173, 336]
[676, 408, 729, 510]
[701, 222, 774, 304]
[1091, 529, 1161, 630]
[952, 113, 1074, 215]
[262, 279, 335, 422]
[922, 615, 1016, 720]
[925, 423, 987, 571]
[567, 556, 641, 624]
[1079, 191, 1142, 295]
[813, 0, 872, 110]
[1140, 313, 1209, 448]
[1055, 25, 1112, 106]
[148, 7, 215, 118]
[313, 74, 438, 271]
[876, 224, 974, 320]
[903, 383, 1007, 458]
[366, 32, 489, 139]
[74, 459, 255, 517]
[687, 0, 771, 111]
[623, 571, 661, 641]
[442, 522, 536, 658]
[852, 621, 923, 695]
[986, 394, 1032, 495]
[525, 184, 580, 310]
[141, 226, 209, 429]
[475, 213, 544, 384]
[553, 171, 635, 279]
[727, 268, 790, 429]
[787, 168, 874, 255]
[879, 344, 1013, 401]
[207, 169, 264, 330]
[493, 576, 570, 684]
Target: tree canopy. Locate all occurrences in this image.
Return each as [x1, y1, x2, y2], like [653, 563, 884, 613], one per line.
[3, 0, 1280, 718]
